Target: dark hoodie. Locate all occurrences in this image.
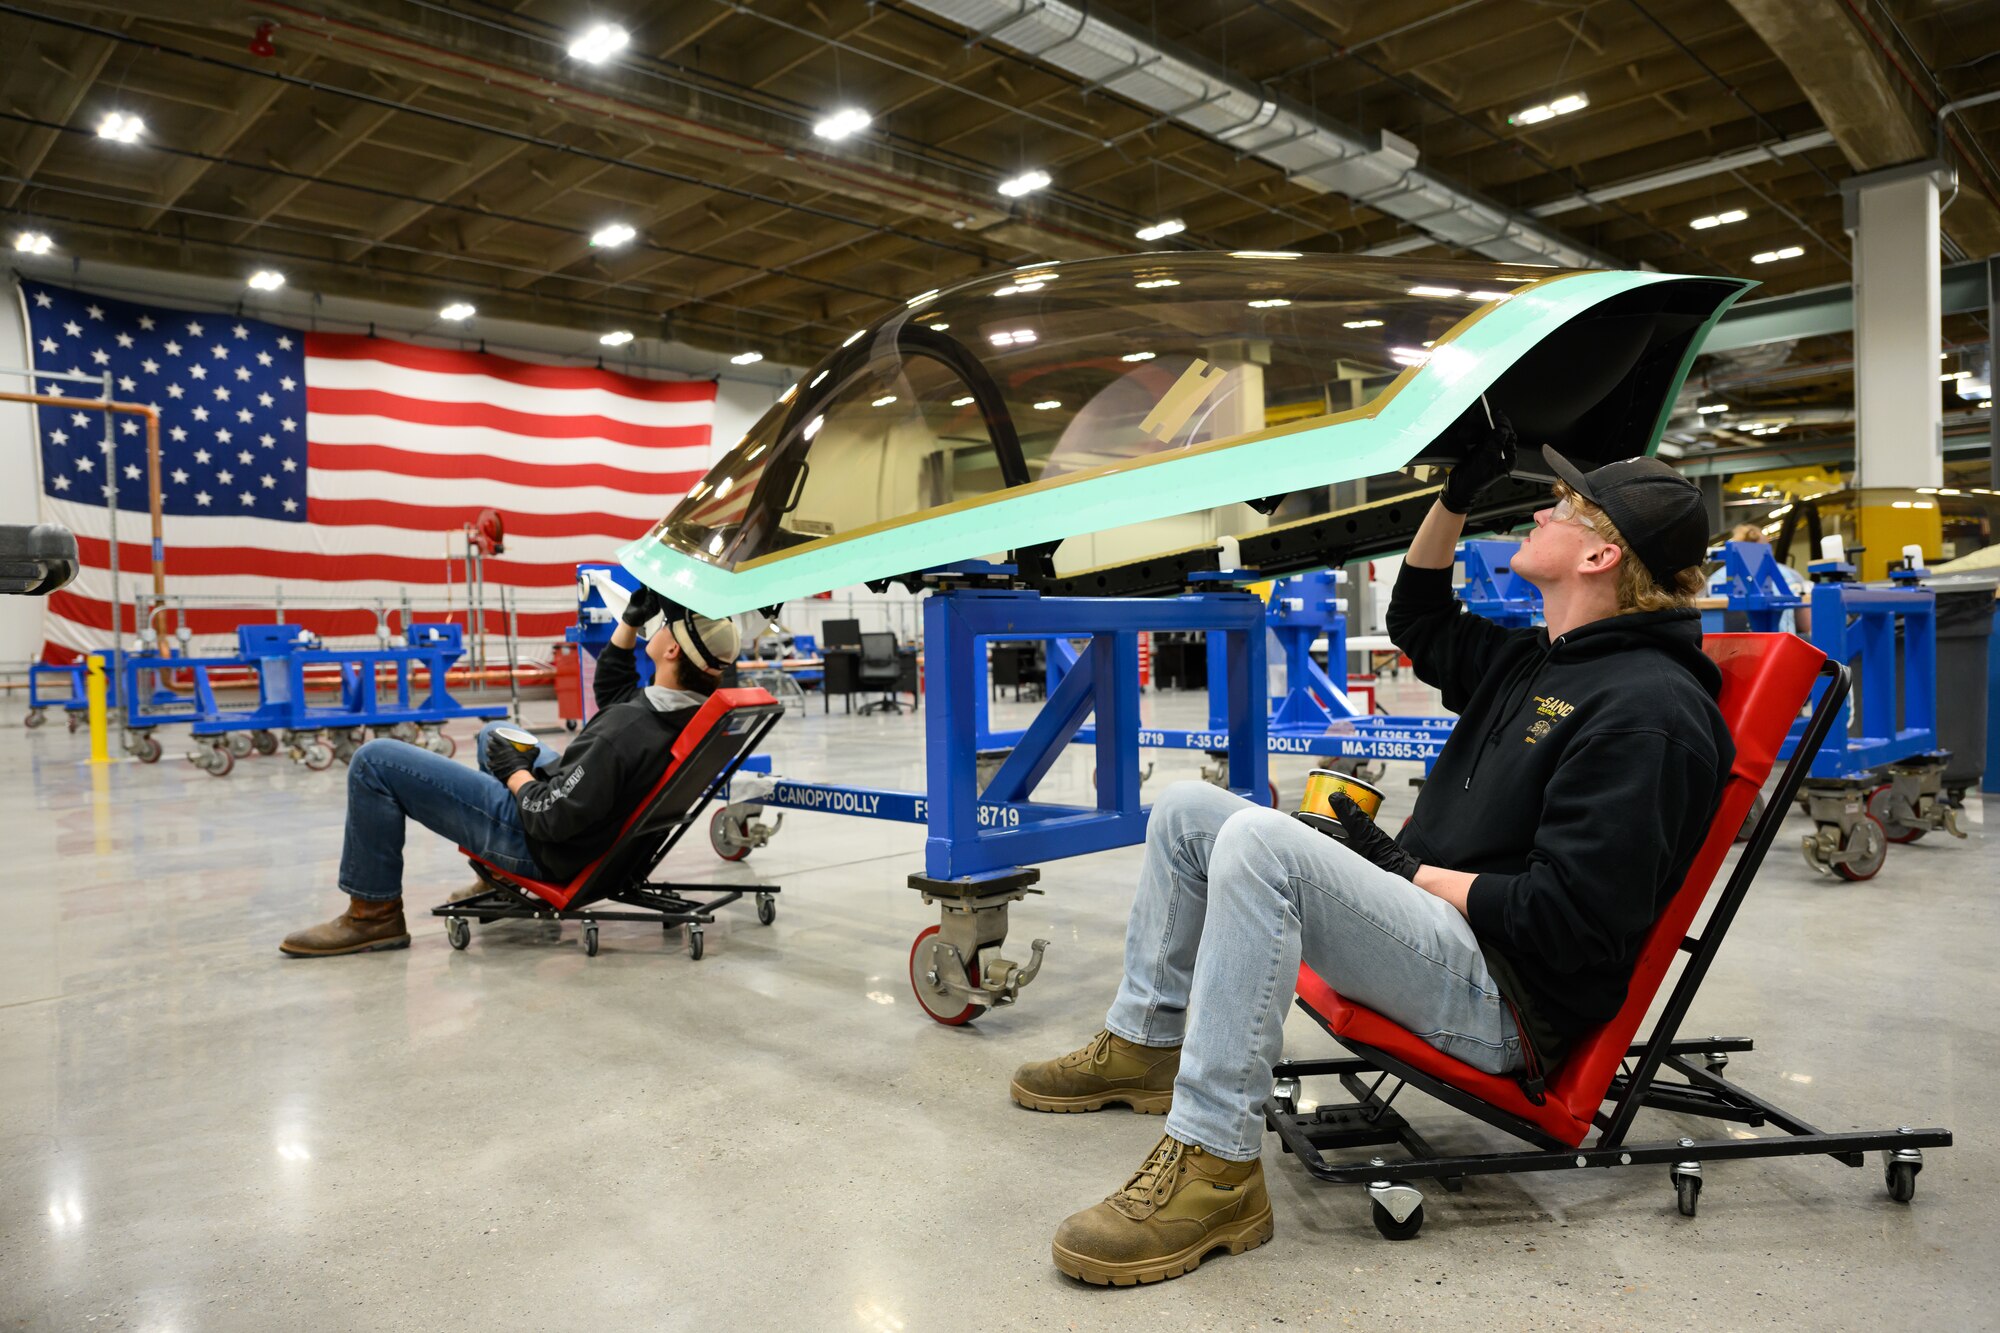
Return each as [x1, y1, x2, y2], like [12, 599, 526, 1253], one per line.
[1386, 562, 1734, 1064]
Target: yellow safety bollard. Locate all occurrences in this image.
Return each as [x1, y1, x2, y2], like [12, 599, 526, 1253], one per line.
[85, 655, 110, 765]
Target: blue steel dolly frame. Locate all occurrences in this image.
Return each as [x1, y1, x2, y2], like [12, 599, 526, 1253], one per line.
[1456, 539, 1543, 629]
[714, 583, 1269, 1024]
[180, 622, 504, 776]
[1703, 541, 1962, 879]
[23, 650, 115, 732]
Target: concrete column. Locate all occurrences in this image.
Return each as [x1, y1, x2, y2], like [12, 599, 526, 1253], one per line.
[1840, 160, 1952, 576]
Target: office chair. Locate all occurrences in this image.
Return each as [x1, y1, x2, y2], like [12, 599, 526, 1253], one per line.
[857, 632, 908, 715]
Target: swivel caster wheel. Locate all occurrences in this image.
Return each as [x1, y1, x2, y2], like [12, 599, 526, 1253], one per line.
[908, 924, 977, 1025]
[1866, 785, 1926, 844]
[582, 922, 600, 957]
[196, 744, 234, 777]
[1833, 815, 1887, 882]
[390, 722, 418, 743]
[446, 917, 471, 951]
[67, 712, 81, 733]
[132, 732, 163, 764]
[424, 730, 456, 758]
[1670, 1163, 1702, 1218]
[300, 741, 336, 772]
[252, 729, 279, 756]
[709, 808, 751, 861]
[686, 927, 703, 961]
[1883, 1149, 1921, 1203]
[755, 892, 776, 926]
[225, 731, 254, 758]
[1367, 1182, 1424, 1241]
[23, 708, 46, 729]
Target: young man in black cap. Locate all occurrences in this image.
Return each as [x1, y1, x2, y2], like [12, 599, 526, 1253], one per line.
[279, 587, 740, 957]
[1010, 421, 1734, 1287]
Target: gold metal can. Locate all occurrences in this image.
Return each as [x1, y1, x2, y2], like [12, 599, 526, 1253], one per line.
[491, 724, 540, 753]
[1300, 768, 1385, 821]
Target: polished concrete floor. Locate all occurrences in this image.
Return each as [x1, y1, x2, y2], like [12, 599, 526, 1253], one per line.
[3, 684, 1995, 1331]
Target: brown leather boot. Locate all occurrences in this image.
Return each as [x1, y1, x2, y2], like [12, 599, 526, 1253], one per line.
[1052, 1133, 1272, 1286]
[1010, 1030, 1180, 1114]
[279, 896, 410, 957]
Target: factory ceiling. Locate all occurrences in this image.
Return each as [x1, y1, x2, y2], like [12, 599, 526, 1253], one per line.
[2, 0, 1995, 468]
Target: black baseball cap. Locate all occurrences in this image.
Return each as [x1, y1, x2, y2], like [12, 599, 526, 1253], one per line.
[1540, 445, 1709, 583]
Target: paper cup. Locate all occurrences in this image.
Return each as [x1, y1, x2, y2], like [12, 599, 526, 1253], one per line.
[491, 724, 539, 753]
[1300, 768, 1384, 821]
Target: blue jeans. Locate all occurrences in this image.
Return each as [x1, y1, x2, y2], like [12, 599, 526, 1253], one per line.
[1106, 781, 1524, 1161]
[336, 723, 561, 902]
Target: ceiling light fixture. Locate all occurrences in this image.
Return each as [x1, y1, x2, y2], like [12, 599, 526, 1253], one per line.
[1465, 290, 1513, 302]
[729, 351, 763, 365]
[1751, 246, 1806, 264]
[96, 111, 144, 143]
[246, 270, 285, 291]
[1247, 298, 1291, 309]
[1510, 92, 1588, 126]
[1229, 250, 1300, 260]
[906, 289, 941, 308]
[1134, 278, 1180, 290]
[950, 396, 976, 407]
[1120, 351, 1156, 362]
[1032, 400, 1061, 410]
[1343, 318, 1383, 329]
[927, 322, 949, 332]
[14, 231, 52, 256]
[590, 222, 637, 248]
[1690, 208, 1749, 230]
[599, 329, 633, 346]
[1407, 285, 1461, 298]
[872, 395, 898, 408]
[998, 169, 1051, 198]
[813, 107, 872, 141]
[993, 282, 1045, 296]
[988, 329, 1036, 347]
[1698, 403, 1729, 413]
[568, 23, 629, 64]
[1135, 218, 1185, 242]
[842, 329, 866, 347]
[439, 302, 476, 321]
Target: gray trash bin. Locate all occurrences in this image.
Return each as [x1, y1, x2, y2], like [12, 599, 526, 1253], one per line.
[1931, 575, 1998, 798]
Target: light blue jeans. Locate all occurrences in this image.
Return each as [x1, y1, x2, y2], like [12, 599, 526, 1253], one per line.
[1106, 781, 1524, 1161]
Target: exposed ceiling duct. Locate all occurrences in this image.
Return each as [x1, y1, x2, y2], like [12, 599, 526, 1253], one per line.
[902, 0, 1616, 269]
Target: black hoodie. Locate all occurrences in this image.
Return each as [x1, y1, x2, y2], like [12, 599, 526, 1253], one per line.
[1386, 563, 1733, 1063]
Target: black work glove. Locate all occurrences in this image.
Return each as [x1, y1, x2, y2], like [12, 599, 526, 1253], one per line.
[1327, 792, 1420, 881]
[621, 584, 664, 629]
[485, 731, 532, 783]
[1437, 400, 1517, 515]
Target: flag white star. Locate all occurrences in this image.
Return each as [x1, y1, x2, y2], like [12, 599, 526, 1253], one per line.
[233, 365, 250, 381]
[233, 324, 248, 339]
[70, 411, 87, 427]
[85, 303, 104, 320]
[192, 406, 209, 421]
[32, 292, 51, 308]
[193, 448, 211, 464]
[52, 474, 69, 490]
[119, 419, 137, 435]
[195, 490, 211, 506]
[279, 376, 296, 391]
[237, 408, 253, 423]
[280, 417, 296, 432]
[90, 348, 109, 365]
[164, 339, 182, 356]
[115, 332, 134, 348]
[165, 383, 184, 399]
[169, 426, 187, 442]
[187, 320, 204, 336]
[213, 386, 230, 401]
[210, 343, 228, 359]
[257, 393, 273, 407]
[261, 434, 275, 448]
[217, 468, 234, 484]
[62, 320, 81, 337]
[50, 429, 68, 446]
[188, 365, 207, 380]
[38, 337, 56, 354]
[282, 497, 298, 513]
[238, 450, 252, 464]
[239, 491, 254, 506]
[256, 351, 273, 367]
[117, 375, 135, 392]
[260, 473, 275, 489]
[138, 314, 154, 330]
[171, 468, 188, 484]
[276, 335, 293, 350]
[124, 463, 140, 480]
[281, 457, 298, 472]
[140, 358, 159, 374]
[216, 428, 232, 443]
[75, 456, 93, 473]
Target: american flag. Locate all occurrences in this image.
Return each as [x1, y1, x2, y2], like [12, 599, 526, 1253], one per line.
[21, 279, 716, 660]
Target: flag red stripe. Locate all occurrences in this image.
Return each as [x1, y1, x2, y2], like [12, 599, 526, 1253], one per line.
[306, 440, 704, 496]
[48, 589, 577, 639]
[306, 498, 655, 541]
[305, 333, 718, 403]
[70, 535, 616, 586]
[305, 388, 711, 448]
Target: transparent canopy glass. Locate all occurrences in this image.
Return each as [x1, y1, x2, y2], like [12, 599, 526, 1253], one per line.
[623, 252, 1748, 616]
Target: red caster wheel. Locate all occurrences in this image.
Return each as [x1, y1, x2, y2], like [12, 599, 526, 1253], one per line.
[909, 924, 979, 1026]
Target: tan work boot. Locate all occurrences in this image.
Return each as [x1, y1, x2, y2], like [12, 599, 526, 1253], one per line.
[279, 896, 410, 957]
[1052, 1133, 1272, 1287]
[1010, 1030, 1180, 1114]
[449, 880, 489, 904]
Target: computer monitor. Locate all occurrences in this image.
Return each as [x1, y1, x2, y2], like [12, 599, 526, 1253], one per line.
[821, 618, 863, 652]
